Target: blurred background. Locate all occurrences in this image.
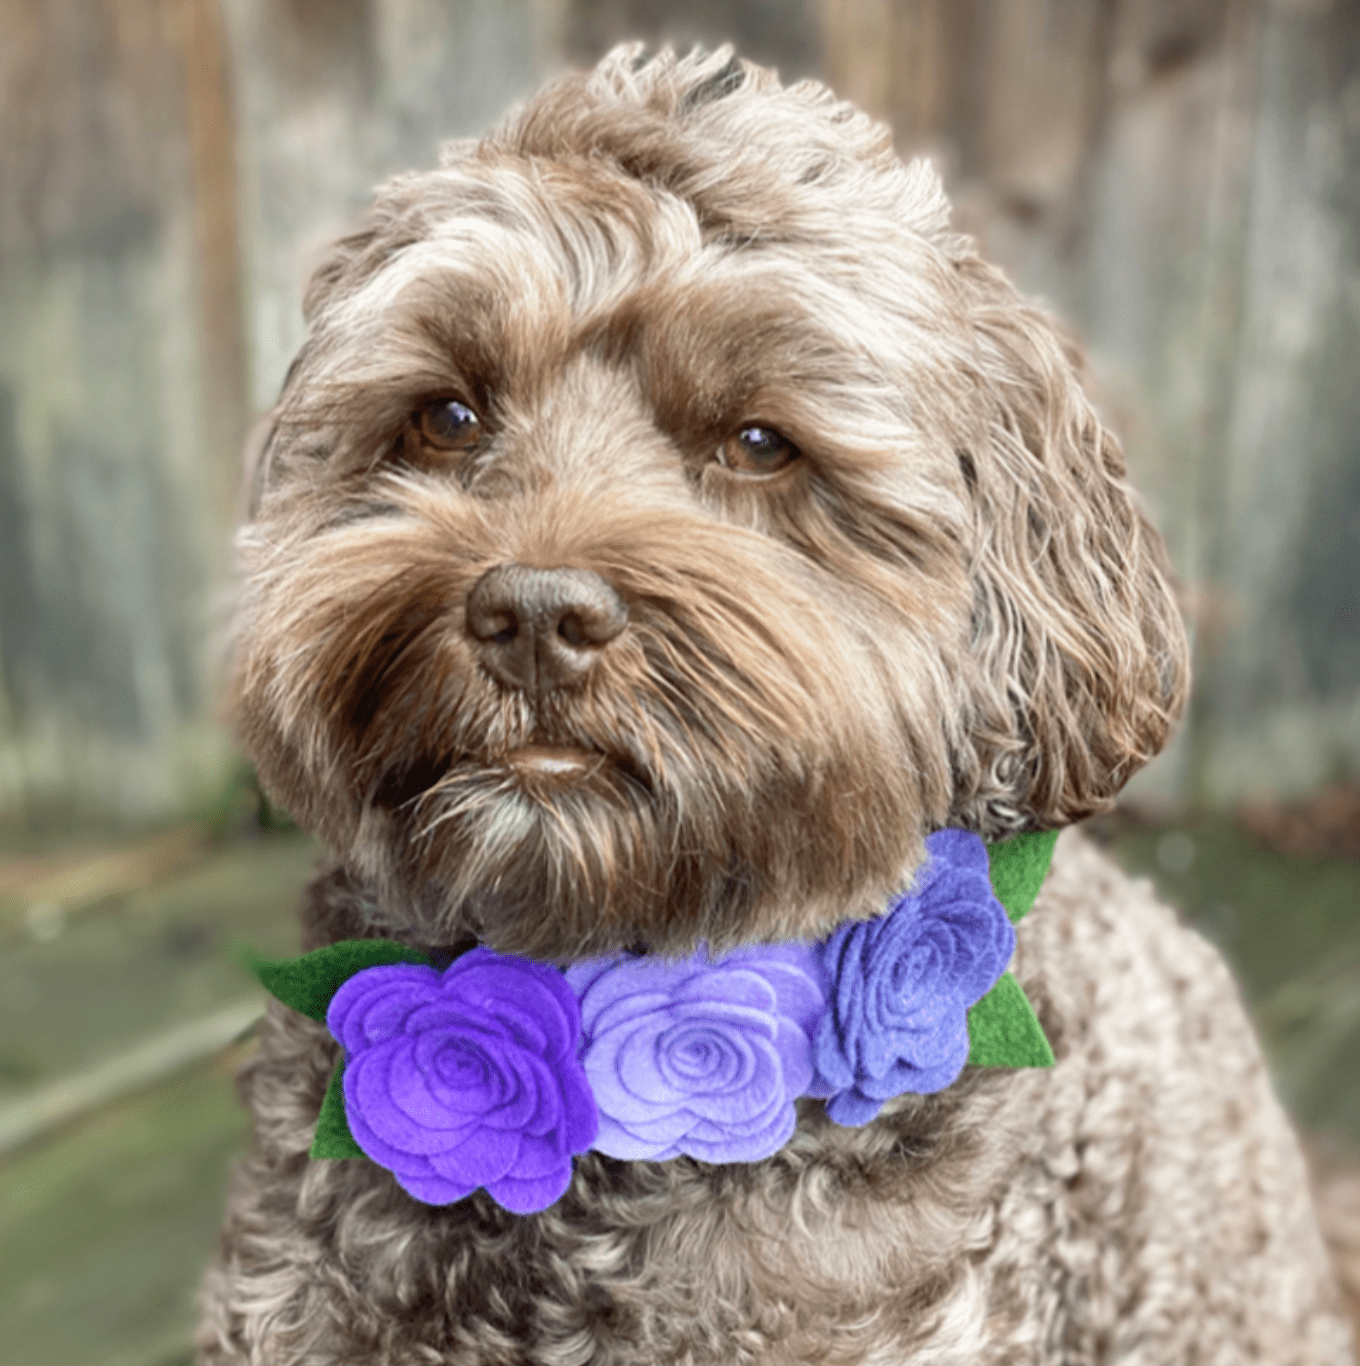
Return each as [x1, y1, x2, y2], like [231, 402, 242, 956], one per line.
[0, 1, 1357, 1362]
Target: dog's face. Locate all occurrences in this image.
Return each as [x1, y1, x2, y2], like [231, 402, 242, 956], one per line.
[230, 49, 1188, 962]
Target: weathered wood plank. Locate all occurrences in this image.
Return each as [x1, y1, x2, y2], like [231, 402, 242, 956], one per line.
[0, 0, 240, 828]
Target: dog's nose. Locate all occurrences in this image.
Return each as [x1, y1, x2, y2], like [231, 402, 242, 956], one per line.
[466, 564, 627, 694]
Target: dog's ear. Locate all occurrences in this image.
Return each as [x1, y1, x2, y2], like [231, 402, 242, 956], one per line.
[953, 255, 1190, 832]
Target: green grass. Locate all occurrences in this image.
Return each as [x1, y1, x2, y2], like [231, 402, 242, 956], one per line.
[0, 1052, 250, 1366]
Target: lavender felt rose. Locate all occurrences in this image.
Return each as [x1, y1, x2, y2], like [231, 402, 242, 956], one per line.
[565, 944, 826, 1163]
[326, 948, 598, 1213]
[809, 828, 1016, 1125]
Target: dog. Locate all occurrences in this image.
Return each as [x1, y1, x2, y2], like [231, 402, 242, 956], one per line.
[197, 46, 1354, 1365]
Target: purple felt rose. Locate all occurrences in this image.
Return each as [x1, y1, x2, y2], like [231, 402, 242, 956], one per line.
[565, 944, 826, 1163]
[327, 948, 598, 1213]
[808, 828, 1015, 1125]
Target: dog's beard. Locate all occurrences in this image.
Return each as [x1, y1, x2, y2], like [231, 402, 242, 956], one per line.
[356, 727, 911, 962]
[233, 494, 961, 961]
[337, 619, 934, 961]
[370, 753, 718, 961]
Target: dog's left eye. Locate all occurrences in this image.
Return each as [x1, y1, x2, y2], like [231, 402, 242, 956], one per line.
[719, 426, 800, 477]
[415, 398, 482, 453]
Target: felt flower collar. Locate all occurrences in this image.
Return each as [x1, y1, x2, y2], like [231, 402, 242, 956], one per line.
[247, 828, 1057, 1215]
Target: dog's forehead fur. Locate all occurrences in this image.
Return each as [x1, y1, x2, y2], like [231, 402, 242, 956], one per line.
[293, 134, 973, 533]
[233, 46, 1187, 961]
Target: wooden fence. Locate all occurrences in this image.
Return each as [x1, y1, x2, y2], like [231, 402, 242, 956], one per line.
[0, 0, 1356, 826]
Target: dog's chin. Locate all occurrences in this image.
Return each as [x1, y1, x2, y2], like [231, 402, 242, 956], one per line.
[353, 745, 919, 964]
[355, 747, 674, 960]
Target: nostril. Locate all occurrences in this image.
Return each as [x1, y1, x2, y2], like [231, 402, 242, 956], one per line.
[557, 613, 589, 649]
[486, 614, 517, 645]
[467, 600, 520, 645]
[552, 591, 628, 651]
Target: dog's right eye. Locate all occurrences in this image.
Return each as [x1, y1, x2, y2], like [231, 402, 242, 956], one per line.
[718, 426, 801, 478]
[415, 399, 482, 453]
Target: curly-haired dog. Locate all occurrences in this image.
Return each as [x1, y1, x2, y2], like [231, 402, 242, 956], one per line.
[198, 47, 1353, 1366]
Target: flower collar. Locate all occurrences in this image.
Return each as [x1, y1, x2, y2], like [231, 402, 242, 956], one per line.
[246, 828, 1057, 1214]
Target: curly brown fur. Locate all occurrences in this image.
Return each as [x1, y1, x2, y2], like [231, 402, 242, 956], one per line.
[200, 47, 1351, 1364]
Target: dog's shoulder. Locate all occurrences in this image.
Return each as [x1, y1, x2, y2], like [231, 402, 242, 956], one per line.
[997, 827, 1350, 1360]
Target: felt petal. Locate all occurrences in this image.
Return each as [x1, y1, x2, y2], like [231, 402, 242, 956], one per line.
[440, 951, 579, 1055]
[512, 1130, 569, 1180]
[592, 1114, 679, 1161]
[612, 1019, 691, 1104]
[673, 967, 778, 1015]
[481, 1001, 550, 1058]
[526, 961, 588, 1056]
[502, 1051, 563, 1136]
[773, 1019, 813, 1096]
[684, 1083, 786, 1140]
[925, 827, 991, 876]
[810, 1015, 854, 1093]
[486, 1161, 574, 1214]
[586, 989, 672, 1041]
[753, 953, 826, 1034]
[864, 1024, 970, 1097]
[567, 956, 640, 1032]
[657, 1032, 758, 1111]
[327, 963, 442, 1053]
[343, 1058, 457, 1175]
[427, 1123, 520, 1186]
[575, 957, 686, 1025]
[410, 1030, 504, 1116]
[347, 1042, 438, 1152]
[825, 1088, 884, 1127]
[563, 953, 620, 1004]
[611, 1107, 700, 1145]
[556, 1061, 600, 1152]
[833, 941, 868, 1071]
[678, 1102, 796, 1164]
[584, 1040, 682, 1125]
[392, 1165, 479, 1207]
[386, 1034, 497, 1133]
[428, 975, 550, 1056]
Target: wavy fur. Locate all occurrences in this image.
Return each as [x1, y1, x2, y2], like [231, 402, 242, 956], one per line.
[202, 46, 1348, 1365]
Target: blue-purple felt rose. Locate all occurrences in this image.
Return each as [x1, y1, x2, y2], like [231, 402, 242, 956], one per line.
[565, 944, 826, 1163]
[326, 948, 598, 1213]
[809, 828, 1016, 1125]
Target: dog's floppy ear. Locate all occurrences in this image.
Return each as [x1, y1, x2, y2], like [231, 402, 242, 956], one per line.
[953, 255, 1190, 832]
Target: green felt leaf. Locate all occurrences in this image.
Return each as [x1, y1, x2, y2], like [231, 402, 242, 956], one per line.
[967, 972, 1055, 1068]
[240, 939, 433, 1022]
[311, 1060, 364, 1159]
[986, 829, 1059, 923]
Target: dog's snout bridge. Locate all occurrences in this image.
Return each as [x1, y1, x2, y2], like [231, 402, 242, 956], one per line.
[466, 564, 627, 694]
